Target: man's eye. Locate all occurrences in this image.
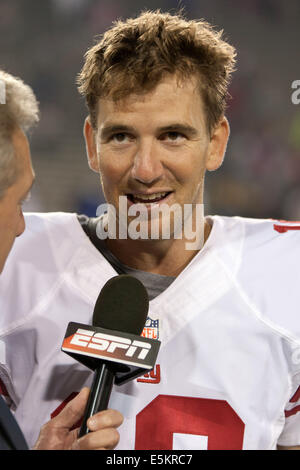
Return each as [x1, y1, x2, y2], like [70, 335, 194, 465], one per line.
[111, 133, 132, 143]
[160, 132, 185, 142]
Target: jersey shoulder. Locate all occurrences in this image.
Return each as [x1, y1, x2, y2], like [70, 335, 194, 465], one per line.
[6, 211, 82, 269]
[238, 216, 300, 279]
[0, 212, 85, 331]
[213, 216, 300, 340]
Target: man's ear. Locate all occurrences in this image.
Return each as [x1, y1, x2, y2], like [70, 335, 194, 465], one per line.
[206, 116, 230, 171]
[83, 116, 100, 173]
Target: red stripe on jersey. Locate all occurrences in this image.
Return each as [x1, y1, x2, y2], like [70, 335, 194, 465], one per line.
[285, 405, 300, 418]
[290, 386, 300, 403]
[273, 224, 300, 233]
[0, 378, 8, 397]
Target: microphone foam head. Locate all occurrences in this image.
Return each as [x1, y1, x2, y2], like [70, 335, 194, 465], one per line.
[92, 275, 149, 335]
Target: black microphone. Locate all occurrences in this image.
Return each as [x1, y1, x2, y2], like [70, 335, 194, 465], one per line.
[61, 275, 160, 438]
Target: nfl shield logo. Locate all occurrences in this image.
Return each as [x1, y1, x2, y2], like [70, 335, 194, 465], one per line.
[141, 317, 160, 339]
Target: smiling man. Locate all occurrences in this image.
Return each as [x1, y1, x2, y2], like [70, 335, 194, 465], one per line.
[0, 11, 300, 450]
[84, 73, 229, 272]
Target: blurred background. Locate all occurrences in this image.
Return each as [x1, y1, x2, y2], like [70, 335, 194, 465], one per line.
[1, 0, 300, 219]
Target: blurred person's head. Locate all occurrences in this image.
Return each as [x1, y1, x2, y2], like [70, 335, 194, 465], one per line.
[0, 70, 38, 273]
[77, 10, 236, 136]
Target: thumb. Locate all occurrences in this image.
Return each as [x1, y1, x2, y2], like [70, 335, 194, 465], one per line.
[52, 387, 90, 429]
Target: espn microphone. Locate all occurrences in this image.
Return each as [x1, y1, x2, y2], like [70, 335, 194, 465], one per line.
[61, 275, 160, 437]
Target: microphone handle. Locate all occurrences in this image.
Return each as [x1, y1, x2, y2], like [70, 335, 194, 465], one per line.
[78, 362, 115, 437]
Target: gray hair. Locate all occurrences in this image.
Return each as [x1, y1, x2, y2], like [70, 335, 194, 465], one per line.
[0, 70, 39, 199]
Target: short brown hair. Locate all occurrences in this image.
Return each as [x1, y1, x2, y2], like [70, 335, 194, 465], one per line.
[77, 10, 236, 134]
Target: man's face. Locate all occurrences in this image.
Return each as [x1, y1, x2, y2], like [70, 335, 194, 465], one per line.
[85, 74, 229, 239]
[0, 127, 35, 273]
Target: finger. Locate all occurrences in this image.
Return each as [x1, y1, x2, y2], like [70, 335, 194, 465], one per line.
[87, 409, 124, 432]
[73, 427, 121, 450]
[52, 387, 90, 429]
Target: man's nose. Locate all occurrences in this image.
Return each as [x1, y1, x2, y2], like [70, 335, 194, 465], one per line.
[131, 140, 164, 184]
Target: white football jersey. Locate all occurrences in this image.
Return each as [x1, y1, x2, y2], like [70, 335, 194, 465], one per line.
[0, 212, 299, 450]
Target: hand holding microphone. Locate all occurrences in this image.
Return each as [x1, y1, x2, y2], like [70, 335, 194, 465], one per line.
[61, 275, 161, 439]
[33, 387, 123, 450]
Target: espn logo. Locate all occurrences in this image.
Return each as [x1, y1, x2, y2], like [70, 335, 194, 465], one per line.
[70, 328, 151, 360]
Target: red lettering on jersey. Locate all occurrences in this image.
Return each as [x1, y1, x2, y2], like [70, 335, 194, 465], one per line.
[135, 395, 245, 450]
[137, 365, 161, 384]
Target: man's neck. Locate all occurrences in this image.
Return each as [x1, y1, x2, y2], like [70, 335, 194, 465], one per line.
[105, 220, 212, 277]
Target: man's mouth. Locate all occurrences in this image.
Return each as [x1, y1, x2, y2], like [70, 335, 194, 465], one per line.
[126, 191, 172, 204]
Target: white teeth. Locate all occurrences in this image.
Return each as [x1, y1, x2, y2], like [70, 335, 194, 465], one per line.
[131, 192, 168, 202]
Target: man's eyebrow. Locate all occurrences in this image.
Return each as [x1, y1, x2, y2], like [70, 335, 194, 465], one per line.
[157, 124, 199, 137]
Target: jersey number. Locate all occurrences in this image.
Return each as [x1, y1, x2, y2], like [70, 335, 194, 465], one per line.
[135, 395, 245, 450]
